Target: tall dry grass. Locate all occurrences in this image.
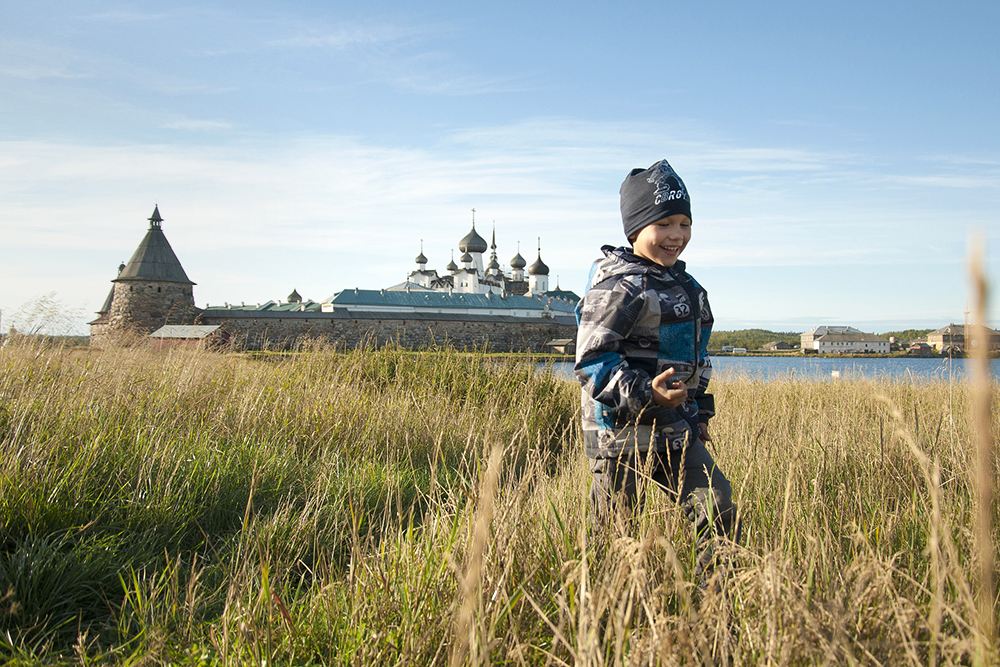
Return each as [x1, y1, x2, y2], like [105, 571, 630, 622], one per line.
[0, 339, 996, 665]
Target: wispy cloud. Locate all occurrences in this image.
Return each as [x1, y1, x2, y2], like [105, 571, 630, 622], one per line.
[269, 22, 433, 50]
[161, 118, 234, 131]
[1, 117, 996, 329]
[266, 17, 532, 96]
[876, 173, 1000, 189]
[0, 41, 90, 80]
[87, 10, 171, 22]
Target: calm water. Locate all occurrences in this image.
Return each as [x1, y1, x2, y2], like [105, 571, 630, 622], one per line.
[543, 356, 1000, 382]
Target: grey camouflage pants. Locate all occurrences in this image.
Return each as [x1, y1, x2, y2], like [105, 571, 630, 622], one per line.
[589, 440, 740, 578]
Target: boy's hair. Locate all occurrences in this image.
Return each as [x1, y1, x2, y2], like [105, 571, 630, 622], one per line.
[619, 159, 692, 240]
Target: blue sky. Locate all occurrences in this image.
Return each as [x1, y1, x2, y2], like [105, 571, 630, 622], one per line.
[2, 0, 999, 334]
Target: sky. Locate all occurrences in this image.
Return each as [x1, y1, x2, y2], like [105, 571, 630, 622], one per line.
[2, 0, 999, 335]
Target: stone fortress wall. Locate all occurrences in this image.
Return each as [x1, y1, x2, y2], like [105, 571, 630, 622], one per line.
[90, 207, 578, 353]
[196, 311, 576, 352]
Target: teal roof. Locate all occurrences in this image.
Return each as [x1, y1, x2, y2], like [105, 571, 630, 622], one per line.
[544, 288, 581, 305]
[199, 291, 578, 317]
[324, 289, 576, 313]
[327, 289, 540, 310]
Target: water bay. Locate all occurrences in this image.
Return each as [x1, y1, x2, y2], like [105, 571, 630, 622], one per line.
[545, 356, 1000, 382]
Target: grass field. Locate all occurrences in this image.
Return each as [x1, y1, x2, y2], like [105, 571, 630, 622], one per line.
[0, 340, 997, 665]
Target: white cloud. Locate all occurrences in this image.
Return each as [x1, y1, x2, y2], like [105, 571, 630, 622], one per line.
[162, 118, 234, 131]
[269, 22, 433, 50]
[0, 40, 90, 80]
[1, 118, 998, 333]
[87, 10, 172, 22]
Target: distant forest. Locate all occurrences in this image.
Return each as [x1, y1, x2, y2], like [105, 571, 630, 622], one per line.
[709, 328, 936, 351]
[877, 329, 934, 342]
[709, 329, 801, 350]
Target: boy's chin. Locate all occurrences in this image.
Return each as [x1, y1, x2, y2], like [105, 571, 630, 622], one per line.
[651, 255, 680, 267]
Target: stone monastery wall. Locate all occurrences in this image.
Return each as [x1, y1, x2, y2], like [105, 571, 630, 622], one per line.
[197, 312, 575, 352]
[91, 207, 578, 353]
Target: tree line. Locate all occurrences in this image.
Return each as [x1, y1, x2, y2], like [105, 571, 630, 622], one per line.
[709, 329, 801, 350]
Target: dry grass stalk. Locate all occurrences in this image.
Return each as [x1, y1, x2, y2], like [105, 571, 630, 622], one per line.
[451, 442, 504, 667]
[969, 231, 997, 665]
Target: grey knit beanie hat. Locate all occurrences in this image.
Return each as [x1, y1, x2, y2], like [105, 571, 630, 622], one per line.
[619, 159, 691, 240]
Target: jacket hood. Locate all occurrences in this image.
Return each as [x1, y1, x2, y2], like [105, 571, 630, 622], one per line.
[589, 245, 686, 287]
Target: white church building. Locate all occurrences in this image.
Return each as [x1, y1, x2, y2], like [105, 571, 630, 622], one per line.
[389, 212, 553, 298]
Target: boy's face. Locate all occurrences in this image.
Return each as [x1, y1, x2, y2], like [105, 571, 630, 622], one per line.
[629, 214, 691, 267]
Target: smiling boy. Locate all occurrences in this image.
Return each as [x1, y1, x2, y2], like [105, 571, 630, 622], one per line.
[574, 159, 739, 580]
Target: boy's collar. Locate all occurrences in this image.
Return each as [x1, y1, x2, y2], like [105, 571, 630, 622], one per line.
[606, 244, 686, 274]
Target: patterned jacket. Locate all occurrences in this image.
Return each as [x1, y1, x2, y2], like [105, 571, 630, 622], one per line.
[574, 245, 714, 458]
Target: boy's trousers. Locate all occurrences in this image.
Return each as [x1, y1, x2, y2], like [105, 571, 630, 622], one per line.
[589, 440, 740, 578]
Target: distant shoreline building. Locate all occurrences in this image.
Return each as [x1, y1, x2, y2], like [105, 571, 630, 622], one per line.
[800, 326, 889, 354]
[926, 324, 1000, 353]
[90, 207, 578, 351]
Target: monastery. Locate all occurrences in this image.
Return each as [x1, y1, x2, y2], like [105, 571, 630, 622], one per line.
[90, 207, 579, 351]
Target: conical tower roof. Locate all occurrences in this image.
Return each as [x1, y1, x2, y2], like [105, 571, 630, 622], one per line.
[114, 206, 195, 285]
[97, 287, 114, 315]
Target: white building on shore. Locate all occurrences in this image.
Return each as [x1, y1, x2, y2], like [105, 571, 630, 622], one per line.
[801, 326, 890, 354]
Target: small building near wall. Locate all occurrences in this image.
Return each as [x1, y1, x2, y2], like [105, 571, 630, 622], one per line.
[150, 325, 229, 350]
[545, 338, 576, 355]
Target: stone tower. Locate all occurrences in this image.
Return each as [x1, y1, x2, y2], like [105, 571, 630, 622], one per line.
[90, 206, 198, 346]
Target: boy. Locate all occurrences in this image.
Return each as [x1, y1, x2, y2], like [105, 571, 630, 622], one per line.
[574, 159, 739, 578]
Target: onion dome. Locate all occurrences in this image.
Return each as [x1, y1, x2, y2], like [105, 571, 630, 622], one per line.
[488, 256, 500, 271]
[528, 251, 549, 276]
[459, 224, 488, 253]
[415, 251, 428, 264]
[446, 250, 458, 272]
[510, 252, 526, 269]
[287, 288, 302, 303]
[460, 251, 473, 264]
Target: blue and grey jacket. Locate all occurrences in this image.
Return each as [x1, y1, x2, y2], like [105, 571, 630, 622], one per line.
[574, 245, 714, 458]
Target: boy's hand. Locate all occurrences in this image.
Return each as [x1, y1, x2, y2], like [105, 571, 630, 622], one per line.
[651, 367, 687, 408]
[699, 423, 712, 443]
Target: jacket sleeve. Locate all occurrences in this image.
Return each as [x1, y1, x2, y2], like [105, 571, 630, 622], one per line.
[693, 288, 715, 424]
[695, 391, 715, 423]
[574, 278, 654, 416]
